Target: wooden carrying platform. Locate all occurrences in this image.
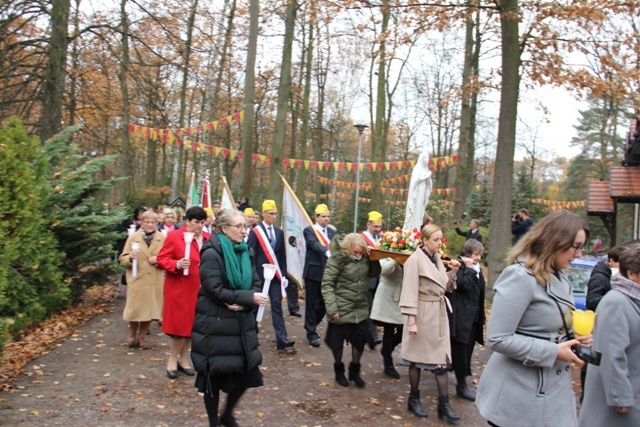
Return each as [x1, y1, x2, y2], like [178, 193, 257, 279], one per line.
[369, 248, 411, 265]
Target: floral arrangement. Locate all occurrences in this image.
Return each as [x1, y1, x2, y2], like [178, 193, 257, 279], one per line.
[377, 228, 422, 253]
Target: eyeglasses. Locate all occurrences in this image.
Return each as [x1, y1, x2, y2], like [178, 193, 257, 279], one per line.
[230, 224, 248, 231]
[571, 244, 585, 253]
[142, 221, 157, 225]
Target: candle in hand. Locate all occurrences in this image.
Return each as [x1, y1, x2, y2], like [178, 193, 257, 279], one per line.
[183, 232, 194, 276]
[131, 241, 141, 277]
[256, 264, 277, 322]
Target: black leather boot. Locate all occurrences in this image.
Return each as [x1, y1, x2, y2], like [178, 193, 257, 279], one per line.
[383, 355, 400, 379]
[334, 362, 349, 387]
[348, 362, 366, 388]
[456, 378, 476, 401]
[407, 390, 428, 418]
[437, 395, 460, 424]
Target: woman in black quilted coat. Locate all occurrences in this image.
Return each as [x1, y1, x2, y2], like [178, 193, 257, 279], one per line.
[193, 209, 269, 427]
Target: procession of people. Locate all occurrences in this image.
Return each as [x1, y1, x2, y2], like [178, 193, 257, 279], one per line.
[113, 185, 637, 427]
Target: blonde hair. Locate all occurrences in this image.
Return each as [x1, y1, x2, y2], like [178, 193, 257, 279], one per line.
[139, 210, 159, 223]
[340, 233, 367, 254]
[419, 224, 442, 246]
[508, 210, 589, 285]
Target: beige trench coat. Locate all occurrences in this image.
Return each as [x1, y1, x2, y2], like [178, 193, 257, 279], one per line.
[399, 249, 455, 365]
[119, 230, 165, 322]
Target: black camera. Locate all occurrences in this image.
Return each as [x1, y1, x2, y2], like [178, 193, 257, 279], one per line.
[572, 345, 601, 366]
[513, 213, 521, 221]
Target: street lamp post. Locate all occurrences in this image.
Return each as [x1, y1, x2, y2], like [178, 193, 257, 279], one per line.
[353, 124, 368, 232]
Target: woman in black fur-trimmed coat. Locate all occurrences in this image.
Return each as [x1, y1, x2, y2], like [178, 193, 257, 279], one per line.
[192, 210, 269, 427]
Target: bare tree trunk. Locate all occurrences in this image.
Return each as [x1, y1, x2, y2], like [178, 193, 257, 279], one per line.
[40, 0, 70, 142]
[240, 0, 259, 197]
[453, 2, 479, 219]
[119, 0, 132, 199]
[487, 0, 521, 288]
[370, 0, 390, 209]
[170, 0, 199, 198]
[268, 0, 298, 198]
[68, 0, 80, 128]
[297, 21, 314, 203]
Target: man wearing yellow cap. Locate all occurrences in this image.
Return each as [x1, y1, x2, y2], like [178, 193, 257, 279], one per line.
[247, 200, 296, 350]
[244, 207, 259, 229]
[362, 211, 384, 349]
[303, 203, 336, 347]
[203, 208, 214, 233]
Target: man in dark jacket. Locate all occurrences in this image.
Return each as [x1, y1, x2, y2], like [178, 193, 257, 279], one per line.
[454, 219, 482, 243]
[586, 245, 623, 310]
[247, 200, 295, 350]
[302, 204, 335, 347]
[511, 208, 533, 244]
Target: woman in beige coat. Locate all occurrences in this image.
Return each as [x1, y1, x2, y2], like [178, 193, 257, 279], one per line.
[400, 224, 461, 423]
[119, 210, 166, 348]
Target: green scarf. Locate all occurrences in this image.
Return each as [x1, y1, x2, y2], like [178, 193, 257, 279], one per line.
[218, 233, 253, 292]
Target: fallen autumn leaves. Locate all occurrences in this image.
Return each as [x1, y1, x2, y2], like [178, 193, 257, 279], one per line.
[0, 284, 119, 390]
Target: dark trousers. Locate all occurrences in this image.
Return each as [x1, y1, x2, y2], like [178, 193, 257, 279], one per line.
[303, 279, 325, 341]
[451, 322, 478, 380]
[379, 322, 403, 358]
[286, 281, 300, 314]
[269, 279, 288, 342]
[366, 284, 379, 342]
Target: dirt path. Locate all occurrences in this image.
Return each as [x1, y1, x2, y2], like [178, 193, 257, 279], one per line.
[0, 285, 492, 426]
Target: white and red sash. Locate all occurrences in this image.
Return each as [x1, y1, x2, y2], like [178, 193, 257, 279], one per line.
[361, 231, 377, 248]
[253, 224, 287, 297]
[313, 223, 331, 247]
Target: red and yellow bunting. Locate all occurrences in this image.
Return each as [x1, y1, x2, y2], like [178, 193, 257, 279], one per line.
[531, 198, 586, 209]
[128, 111, 244, 141]
[283, 156, 457, 172]
[129, 120, 458, 172]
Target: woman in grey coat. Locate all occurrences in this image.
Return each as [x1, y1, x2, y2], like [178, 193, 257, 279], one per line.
[579, 245, 640, 427]
[476, 210, 593, 427]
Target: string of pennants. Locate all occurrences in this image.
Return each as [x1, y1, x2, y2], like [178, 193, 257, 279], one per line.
[530, 198, 586, 209]
[317, 176, 482, 195]
[282, 156, 457, 172]
[129, 117, 458, 171]
[128, 111, 244, 141]
[303, 191, 455, 206]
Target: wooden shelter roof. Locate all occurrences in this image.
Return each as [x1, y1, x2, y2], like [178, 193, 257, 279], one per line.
[587, 180, 615, 214]
[610, 166, 640, 203]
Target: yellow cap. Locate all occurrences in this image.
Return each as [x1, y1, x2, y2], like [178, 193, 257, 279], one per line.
[262, 200, 277, 212]
[368, 211, 383, 222]
[204, 207, 214, 216]
[244, 207, 255, 215]
[315, 204, 330, 215]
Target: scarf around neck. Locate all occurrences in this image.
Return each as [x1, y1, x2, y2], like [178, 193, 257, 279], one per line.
[218, 234, 252, 292]
[611, 272, 640, 306]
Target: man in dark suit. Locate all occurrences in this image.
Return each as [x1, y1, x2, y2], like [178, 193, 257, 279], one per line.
[303, 204, 335, 347]
[454, 219, 482, 243]
[247, 200, 295, 351]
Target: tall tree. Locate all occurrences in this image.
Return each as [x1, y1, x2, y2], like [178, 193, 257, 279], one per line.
[240, 0, 259, 197]
[486, 0, 521, 287]
[40, 0, 70, 142]
[453, 2, 481, 219]
[170, 0, 199, 198]
[268, 0, 298, 198]
[118, 0, 132, 200]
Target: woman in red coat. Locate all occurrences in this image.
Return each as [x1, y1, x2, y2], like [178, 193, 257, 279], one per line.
[157, 206, 210, 379]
